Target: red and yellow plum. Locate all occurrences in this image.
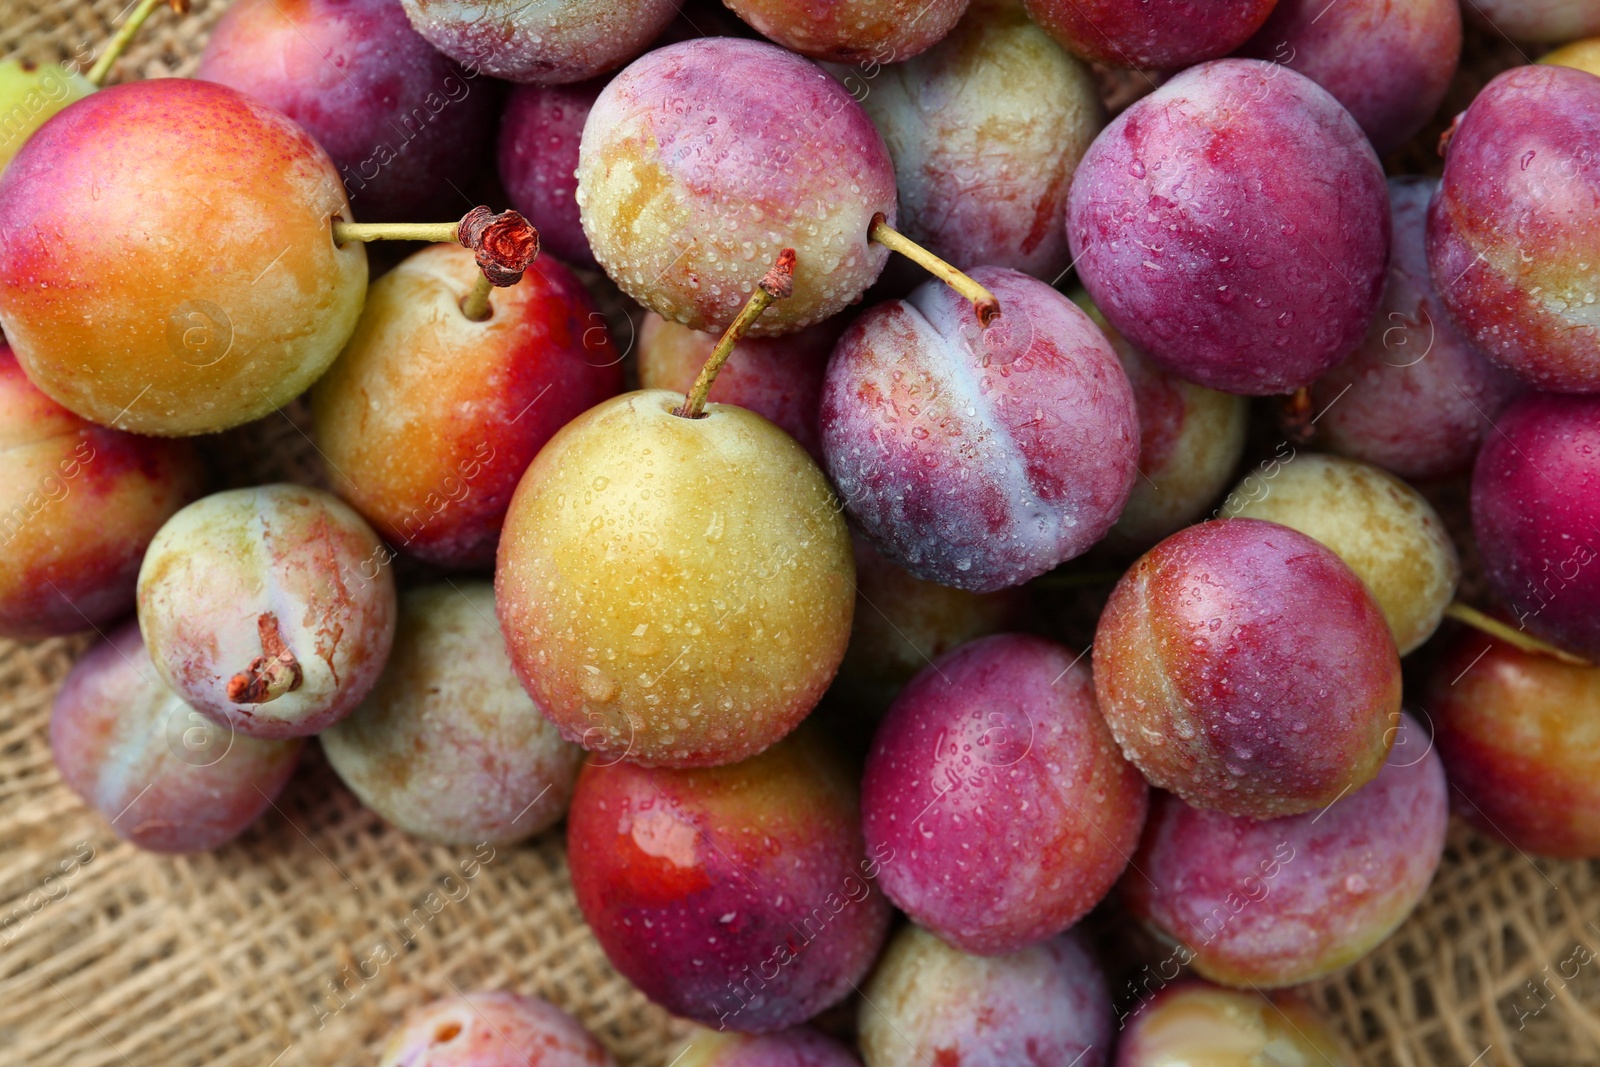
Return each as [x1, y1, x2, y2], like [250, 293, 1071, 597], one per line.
[1470, 393, 1600, 660]
[577, 39, 897, 336]
[1124, 713, 1447, 988]
[137, 485, 398, 739]
[821, 267, 1139, 592]
[1092, 519, 1400, 819]
[378, 991, 616, 1067]
[0, 345, 203, 640]
[1311, 177, 1525, 481]
[724, 0, 968, 63]
[1024, 0, 1276, 69]
[312, 242, 621, 569]
[566, 728, 891, 1032]
[863, 633, 1148, 955]
[1067, 59, 1390, 396]
[1428, 630, 1600, 858]
[672, 1027, 862, 1067]
[853, 1, 1101, 280]
[321, 583, 581, 845]
[858, 924, 1110, 1067]
[1427, 65, 1600, 392]
[50, 621, 303, 853]
[399, 0, 679, 83]
[1116, 983, 1354, 1067]
[498, 79, 604, 269]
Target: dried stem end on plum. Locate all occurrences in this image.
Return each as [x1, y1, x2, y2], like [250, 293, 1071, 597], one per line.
[226, 612, 305, 704]
[869, 213, 1001, 326]
[674, 248, 796, 420]
[1445, 602, 1591, 667]
[456, 206, 540, 288]
[1280, 386, 1316, 445]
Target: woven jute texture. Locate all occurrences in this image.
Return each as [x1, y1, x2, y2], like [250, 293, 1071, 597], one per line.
[2, 3, 1598, 1065]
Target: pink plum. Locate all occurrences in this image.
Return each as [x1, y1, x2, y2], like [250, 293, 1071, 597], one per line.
[378, 991, 615, 1067]
[820, 267, 1139, 592]
[723, 0, 968, 63]
[498, 79, 603, 269]
[1464, 0, 1600, 42]
[1024, 0, 1277, 69]
[1067, 59, 1390, 395]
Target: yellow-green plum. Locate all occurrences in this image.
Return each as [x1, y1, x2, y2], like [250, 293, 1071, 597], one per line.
[378, 991, 617, 1067]
[724, 0, 969, 62]
[312, 243, 622, 569]
[672, 1027, 863, 1067]
[1464, 0, 1600, 42]
[851, 0, 1101, 281]
[321, 583, 582, 845]
[0, 58, 93, 172]
[1541, 37, 1600, 77]
[1225, 454, 1459, 656]
[0, 78, 367, 436]
[1116, 983, 1355, 1067]
[138, 485, 398, 739]
[495, 391, 855, 768]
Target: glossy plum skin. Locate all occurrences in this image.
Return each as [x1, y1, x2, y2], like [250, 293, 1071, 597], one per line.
[1093, 519, 1400, 819]
[400, 0, 679, 83]
[498, 80, 603, 269]
[858, 925, 1110, 1067]
[312, 243, 621, 569]
[852, 1, 1100, 281]
[0, 79, 367, 436]
[1471, 393, 1600, 660]
[0, 58, 94, 172]
[0, 346, 203, 640]
[1024, 0, 1275, 69]
[864, 634, 1148, 955]
[1068, 59, 1389, 396]
[1116, 983, 1354, 1067]
[50, 622, 303, 853]
[1311, 178, 1525, 481]
[822, 268, 1139, 592]
[1428, 631, 1600, 859]
[196, 0, 494, 222]
[577, 39, 896, 336]
[725, 0, 967, 63]
[1237, 0, 1460, 157]
[1227, 454, 1460, 656]
[137, 485, 398, 739]
[378, 991, 615, 1067]
[638, 313, 841, 464]
[1124, 714, 1447, 988]
[674, 1027, 862, 1067]
[1465, 0, 1600, 42]
[1428, 65, 1600, 393]
[321, 584, 582, 845]
[495, 392, 855, 768]
[566, 729, 891, 1033]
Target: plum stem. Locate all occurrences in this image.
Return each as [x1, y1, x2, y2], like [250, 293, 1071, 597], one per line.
[869, 214, 1001, 326]
[86, 0, 188, 86]
[1445, 602, 1591, 666]
[674, 248, 795, 420]
[1280, 387, 1315, 445]
[226, 612, 304, 704]
[460, 272, 494, 322]
[332, 207, 541, 294]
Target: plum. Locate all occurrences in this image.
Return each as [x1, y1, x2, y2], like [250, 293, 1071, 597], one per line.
[1471, 393, 1600, 660]
[863, 633, 1148, 955]
[577, 38, 897, 336]
[673, 1027, 861, 1067]
[1464, 0, 1600, 42]
[1081, 298, 1247, 549]
[0, 344, 203, 640]
[137, 485, 398, 739]
[1093, 518, 1399, 819]
[321, 584, 581, 845]
[1024, 0, 1276, 69]
[821, 267, 1138, 592]
[1310, 177, 1525, 481]
[1067, 59, 1389, 396]
[1427, 630, 1600, 858]
[1124, 714, 1447, 988]
[50, 621, 303, 853]
[566, 728, 891, 1032]
[0, 58, 93, 172]
[1226, 453, 1460, 656]
[1541, 37, 1600, 77]
[724, 0, 968, 63]
[1427, 65, 1600, 393]
[1116, 983, 1354, 1066]
[378, 991, 616, 1067]
[637, 312, 842, 464]
[0, 78, 367, 436]
[858, 924, 1109, 1067]
[1237, 0, 1460, 157]
[498, 80, 603, 269]
[312, 242, 622, 569]
[852, 1, 1101, 281]
[399, 0, 679, 83]
[196, 0, 494, 222]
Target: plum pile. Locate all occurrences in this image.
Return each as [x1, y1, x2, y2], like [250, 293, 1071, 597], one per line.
[5, 0, 1600, 1063]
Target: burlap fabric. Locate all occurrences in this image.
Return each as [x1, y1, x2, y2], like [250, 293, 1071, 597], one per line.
[1, 3, 1597, 1065]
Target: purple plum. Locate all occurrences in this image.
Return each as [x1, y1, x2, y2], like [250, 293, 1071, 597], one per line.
[498, 79, 602, 269]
